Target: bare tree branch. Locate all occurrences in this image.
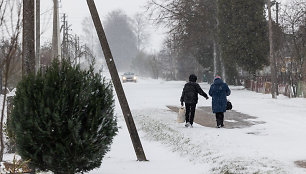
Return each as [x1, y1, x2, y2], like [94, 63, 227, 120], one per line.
[0, 0, 8, 27]
[0, 0, 22, 161]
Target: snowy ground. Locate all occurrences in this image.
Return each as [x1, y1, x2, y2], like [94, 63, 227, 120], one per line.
[89, 76, 306, 174]
[2, 76, 306, 174]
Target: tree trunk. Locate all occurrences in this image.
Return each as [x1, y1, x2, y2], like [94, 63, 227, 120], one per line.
[213, 40, 217, 77]
[0, 69, 2, 94]
[36, 0, 40, 74]
[268, 0, 277, 98]
[23, 0, 35, 75]
[52, 0, 61, 59]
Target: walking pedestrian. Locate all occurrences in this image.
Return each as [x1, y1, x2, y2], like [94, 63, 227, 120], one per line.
[180, 74, 209, 128]
[209, 76, 231, 128]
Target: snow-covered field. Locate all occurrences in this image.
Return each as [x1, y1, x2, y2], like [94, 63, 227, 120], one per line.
[90, 76, 306, 174]
[2, 76, 306, 174]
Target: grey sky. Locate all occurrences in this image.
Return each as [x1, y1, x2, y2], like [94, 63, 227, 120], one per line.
[41, 0, 165, 52]
[40, 0, 291, 52]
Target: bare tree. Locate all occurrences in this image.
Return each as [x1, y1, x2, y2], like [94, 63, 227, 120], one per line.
[157, 35, 178, 80]
[134, 13, 149, 52]
[146, 0, 217, 80]
[81, 16, 98, 57]
[0, 0, 22, 161]
[150, 55, 160, 79]
[0, 0, 7, 28]
[280, 0, 306, 97]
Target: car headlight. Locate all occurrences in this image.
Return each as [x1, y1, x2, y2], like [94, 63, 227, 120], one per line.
[133, 76, 137, 80]
[123, 76, 127, 80]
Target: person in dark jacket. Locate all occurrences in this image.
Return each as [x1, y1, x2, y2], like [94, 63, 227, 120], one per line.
[180, 74, 209, 128]
[209, 76, 231, 128]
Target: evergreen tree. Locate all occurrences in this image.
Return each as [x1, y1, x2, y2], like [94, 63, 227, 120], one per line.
[10, 59, 118, 174]
[218, 0, 238, 84]
[218, 0, 269, 82]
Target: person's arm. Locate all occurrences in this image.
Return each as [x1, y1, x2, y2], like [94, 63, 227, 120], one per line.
[225, 84, 231, 96]
[180, 86, 185, 106]
[196, 84, 209, 99]
[209, 84, 214, 97]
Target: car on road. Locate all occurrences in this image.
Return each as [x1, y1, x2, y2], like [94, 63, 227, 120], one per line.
[122, 72, 137, 83]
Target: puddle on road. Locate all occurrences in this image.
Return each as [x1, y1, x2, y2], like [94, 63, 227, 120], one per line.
[167, 106, 265, 130]
[295, 160, 306, 168]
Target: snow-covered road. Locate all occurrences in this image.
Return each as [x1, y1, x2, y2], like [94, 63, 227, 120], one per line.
[90, 77, 306, 174]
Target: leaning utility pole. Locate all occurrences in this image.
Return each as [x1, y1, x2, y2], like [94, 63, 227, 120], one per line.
[86, 0, 147, 161]
[52, 0, 61, 59]
[35, 0, 40, 74]
[61, 13, 68, 60]
[23, 0, 35, 75]
[268, 0, 277, 98]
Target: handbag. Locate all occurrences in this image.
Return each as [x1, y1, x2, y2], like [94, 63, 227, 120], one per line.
[226, 100, 232, 110]
[177, 107, 185, 123]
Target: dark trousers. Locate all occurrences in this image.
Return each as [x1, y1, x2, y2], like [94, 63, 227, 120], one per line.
[185, 103, 196, 125]
[215, 112, 224, 126]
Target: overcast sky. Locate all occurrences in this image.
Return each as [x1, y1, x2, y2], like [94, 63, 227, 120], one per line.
[41, 0, 166, 53]
[40, 0, 291, 53]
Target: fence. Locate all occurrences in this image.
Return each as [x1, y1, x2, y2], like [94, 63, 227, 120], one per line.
[244, 77, 293, 97]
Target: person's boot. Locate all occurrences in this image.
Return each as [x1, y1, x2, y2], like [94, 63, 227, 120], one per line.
[185, 122, 190, 127]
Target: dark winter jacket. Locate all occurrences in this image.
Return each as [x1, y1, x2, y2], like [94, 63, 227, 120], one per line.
[180, 82, 208, 104]
[209, 78, 231, 113]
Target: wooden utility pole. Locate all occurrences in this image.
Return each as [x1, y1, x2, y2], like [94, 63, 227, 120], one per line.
[61, 13, 68, 60]
[52, 0, 61, 59]
[275, 2, 279, 24]
[0, 70, 2, 94]
[303, 17, 306, 97]
[61, 13, 72, 61]
[86, 0, 147, 161]
[23, 0, 35, 75]
[74, 35, 81, 64]
[35, 0, 40, 74]
[268, 0, 277, 98]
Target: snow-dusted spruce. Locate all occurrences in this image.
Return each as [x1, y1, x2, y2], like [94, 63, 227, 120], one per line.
[9, 59, 118, 174]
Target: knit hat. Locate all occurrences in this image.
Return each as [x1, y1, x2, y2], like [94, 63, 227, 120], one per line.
[189, 74, 197, 82]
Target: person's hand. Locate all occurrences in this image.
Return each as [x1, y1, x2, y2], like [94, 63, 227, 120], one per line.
[181, 102, 184, 106]
[205, 96, 209, 100]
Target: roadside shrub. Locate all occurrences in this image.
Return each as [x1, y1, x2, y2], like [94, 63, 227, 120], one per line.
[10, 59, 118, 174]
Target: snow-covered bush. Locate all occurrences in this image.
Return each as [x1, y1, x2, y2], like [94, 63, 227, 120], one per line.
[9, 59, 118, 174]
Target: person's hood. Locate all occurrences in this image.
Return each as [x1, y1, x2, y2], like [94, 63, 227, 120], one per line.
[189, 74, 197, 82]
[214, 78, 224, 85]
